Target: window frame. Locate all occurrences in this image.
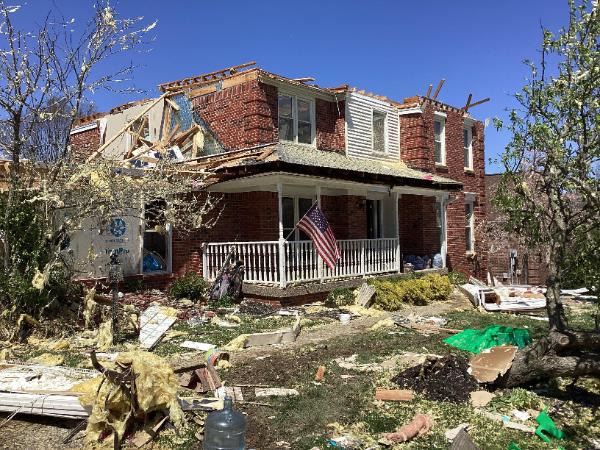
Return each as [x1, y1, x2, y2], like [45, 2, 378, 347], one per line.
[277, 93, 316, 146]
[463, 125, 473, 170]
[433, 112, 446, 165]
[282, 195, 315, 241]
[464, 197, 475, 253]
[140, 201, 172, 275]
[371, 108, 388, 154]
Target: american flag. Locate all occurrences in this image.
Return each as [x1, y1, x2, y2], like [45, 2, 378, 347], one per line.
[297, 203, 340, 270]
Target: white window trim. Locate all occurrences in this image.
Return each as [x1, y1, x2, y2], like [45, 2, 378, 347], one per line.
[283, 195, 316, 241]
[371, 108, 388, 154]
[278, 93, 316, 146]
[465, 196, 475, 253]
[464, 125, 473, 170]
[434, 112, 446, 165]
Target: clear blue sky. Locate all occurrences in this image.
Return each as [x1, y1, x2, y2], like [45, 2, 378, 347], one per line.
[13, 0, 569, 172]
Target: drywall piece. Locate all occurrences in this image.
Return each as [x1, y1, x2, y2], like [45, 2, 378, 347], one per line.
[139, 304, 177, 349]
[469, 346, 518, 383]
[244, 315, 300, 348]
[255, 388, 299, 398]
[470, 390, 495, 407]
[180, 341, 216, 352]
[356, 283, 376, 307]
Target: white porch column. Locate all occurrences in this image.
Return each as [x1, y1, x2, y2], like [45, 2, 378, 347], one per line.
[277, 182, 287, 288]
[440, 193, 449, 269]
[316, 185, 324, 282]
[394, 192, 401, 273]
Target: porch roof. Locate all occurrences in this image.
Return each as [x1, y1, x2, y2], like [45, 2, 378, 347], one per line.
[213, 143, 463, 191]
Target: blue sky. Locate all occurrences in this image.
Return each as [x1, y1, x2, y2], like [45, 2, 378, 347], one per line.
[13, 1, 570, 172]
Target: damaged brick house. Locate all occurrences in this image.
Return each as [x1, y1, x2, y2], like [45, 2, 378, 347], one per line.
[69, 62, 487, 303]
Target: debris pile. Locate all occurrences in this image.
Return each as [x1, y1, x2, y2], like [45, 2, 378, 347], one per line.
[238, 300, 277, 316]
[392, 355, 478, 403]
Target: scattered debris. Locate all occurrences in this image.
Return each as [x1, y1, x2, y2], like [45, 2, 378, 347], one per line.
[512, 410, 530, 421]
[180, 341, 216, 351]
[238, 300, 277, 316]
[327, 435, 363, 449]
[335, 354, 382, 372]
[315, 365, 326, 381]
[392, 355, 478, 403]
[445, 423, 470, 441]
[381, 413, 433, 443]
[139, 303, 178, 349]
[470, 390, 495, 407]
[469, 345, 518, 383]
[131, 415, 169, 448]
[255, 388, 299, 398]
[444, 326, 531, 353]
[356, 283, 376, 307]
[216, 386, 244, 402]
[339, 313, 352, 324]
[369, 318, 395, 331]
[29, 353, 65, 366]
[535, 410, 564, 443]
[226, 314, 301, 349]
[450, 428, 480, 450]
[375, 389, 414, 402]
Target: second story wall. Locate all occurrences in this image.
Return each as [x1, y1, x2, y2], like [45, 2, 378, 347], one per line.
[346, 92, 400, 161]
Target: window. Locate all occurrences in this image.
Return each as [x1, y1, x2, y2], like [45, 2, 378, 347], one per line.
[372, 110, 387, 152]
[435, 201, 443, 244]
[143, 200, 170, 273]
[278, 94, 314, 145]
[434, 115, 446, 164]
[282, 196, 314, 240]
[463, 126, 473, 170]
[465, 200, 475, 253]
[366, 199, 382, 239]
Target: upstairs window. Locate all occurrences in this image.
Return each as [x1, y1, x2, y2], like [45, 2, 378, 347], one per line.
[464, 126, 473, 170]
[372, 110, 387, 153]
[278, 94, 314, 145]
[434, 114, 446, 164]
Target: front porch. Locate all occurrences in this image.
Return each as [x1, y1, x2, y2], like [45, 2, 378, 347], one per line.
[201, 172, 452, 288]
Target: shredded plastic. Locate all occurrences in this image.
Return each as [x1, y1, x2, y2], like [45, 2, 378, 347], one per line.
[443, 325, 532, 353]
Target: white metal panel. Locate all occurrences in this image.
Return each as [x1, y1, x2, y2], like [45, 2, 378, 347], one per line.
[346, 92, 400, 161]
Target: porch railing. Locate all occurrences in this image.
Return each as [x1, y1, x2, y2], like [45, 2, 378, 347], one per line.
[203, 238, 400, 286]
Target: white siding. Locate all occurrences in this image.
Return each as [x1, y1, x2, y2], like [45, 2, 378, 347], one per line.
[346, 91, 400, 161]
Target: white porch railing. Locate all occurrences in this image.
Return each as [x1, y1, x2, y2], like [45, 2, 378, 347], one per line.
[203, 238, 400, 286]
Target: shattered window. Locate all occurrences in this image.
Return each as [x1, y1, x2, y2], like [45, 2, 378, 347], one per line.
[372, 110, 386, 152]
[465, 201, 474, 252]
[143, 200, 169, 273]
[278, 95, 294, 141]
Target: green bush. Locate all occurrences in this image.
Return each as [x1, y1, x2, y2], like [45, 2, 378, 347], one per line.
[208, 295, 235, 310]
[169, 271, 208, 300]
[370, 274, 453, 311]
[448, 271, 468, 285]
[325, 288, 356, 307]
[0, 272, 50, 315]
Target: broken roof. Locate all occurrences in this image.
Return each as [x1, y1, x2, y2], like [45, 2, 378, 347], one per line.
[209, 143, 462, 191]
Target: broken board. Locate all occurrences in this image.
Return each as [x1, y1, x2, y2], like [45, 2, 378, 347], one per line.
[139, 304, 177, 349]
[356, 283, 376, 307]
[469, 346, 518, 383]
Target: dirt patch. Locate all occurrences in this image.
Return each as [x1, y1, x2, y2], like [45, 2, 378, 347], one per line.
[392, 355, 478, 403]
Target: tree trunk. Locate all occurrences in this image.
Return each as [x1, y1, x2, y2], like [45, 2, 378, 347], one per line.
[497, 330, 600, 388]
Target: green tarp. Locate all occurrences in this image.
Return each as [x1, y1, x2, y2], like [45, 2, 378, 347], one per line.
[444, 325, 532, 353]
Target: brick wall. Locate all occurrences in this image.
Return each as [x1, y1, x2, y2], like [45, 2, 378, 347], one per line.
[321, 195, 366, 239]
[316, 99, 345, 153]
[399, 194, 440, 256]
[400, 102, 487, 278]
[69, 125, 100, 162]
[193, 80, 279, 149]
[171, 191, 279, 276]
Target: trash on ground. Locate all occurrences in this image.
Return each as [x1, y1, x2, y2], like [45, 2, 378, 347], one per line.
[392, 355, 478, 403]
[461, 284, 546, 312]
[450, 428, 480, 450]
[228, 314, 301, 349]
[339, 313, 352, 324]
[216, 386, 244, 402]
[445, 423, 470, 441]
[315, 365, 326, 381]
[444, 325, 531, 353]
[381, 413, 433, 443]
[535, 410, 564, 443]
[29, 352, 65, 366]
[335, 354, 382, 372]
[369, 318, 396, 330]
[203, 395, 246, 449]
[255, 388, 299, 398]
[327, 435, 363, 449]
[375, 388, 414, 402]
[469, 345, 518, 383]
[512, 410, 530, 421]
[139, 303, 178, 349]
[470, 390, 495, 407]
[356, 283, 376, 307]
[180, 340, 216, 351]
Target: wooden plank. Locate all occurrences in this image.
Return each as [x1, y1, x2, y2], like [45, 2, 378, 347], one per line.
[165, 97, 180, 111]
[425, 84, 433, 97]
[432, 79, 445, 100]
[465, 97, 490, 110]
[86, 94, 167, 163]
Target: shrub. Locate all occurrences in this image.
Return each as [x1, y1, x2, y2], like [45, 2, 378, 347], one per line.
[370, 274, 453, 311]
[448, 271, 468, 285]
[169, 271, 208, 300]
[208, 295, 235, 309]
[325, 288, 356, 307]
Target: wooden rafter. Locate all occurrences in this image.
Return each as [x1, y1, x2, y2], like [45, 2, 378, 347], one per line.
[432, 79, 445, 100]
[464, 97, 490, 111]
[158, 61, 256, 92]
